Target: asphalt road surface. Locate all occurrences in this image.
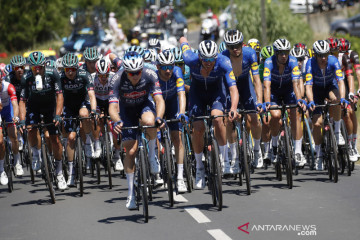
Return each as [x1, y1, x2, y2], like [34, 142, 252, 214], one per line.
[1, 162, 359, 240]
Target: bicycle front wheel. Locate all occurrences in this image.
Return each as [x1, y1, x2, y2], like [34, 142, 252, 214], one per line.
[139, 148, 149, 223]
[104, 126, 113, 189]
[42, 144, 55, 204]
[329, 123, 339, 183]
[210, 139, 222, 211]
[242, 130, 251, 195]
[284, 123, 293, 189]
[182, 131, 193, 193]
[76, 137, 84, 196]
[163, 137, 174, 207]
[5, 145, 13, 193]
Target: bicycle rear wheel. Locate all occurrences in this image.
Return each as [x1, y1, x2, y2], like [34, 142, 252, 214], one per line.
[182, 131, 193, 193]
[104, 126, 113, 189]
[138, 148, 149, 223]
[95, 158, 101, 184]
[303, 118, 315, 170]
[42, 144, 55, 204]
[5, 145, 13, 193]
[242, 130, 251, 195]
[163, 137, 174, 207]
[210, 139, 222, 211]
[329, 123, 338, 183]
[284, 123, 293, 189]
[26, 142, 35, 183]
[340, 120, 351, 176]
[76, 137, 84, 196]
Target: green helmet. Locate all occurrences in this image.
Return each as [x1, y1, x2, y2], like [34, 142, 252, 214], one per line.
[83, 47, 100, 61]
[28, 51, 46, 66]
[62, 53, 79, 68]
[10, 55, 26, 67]
[260, 45, 274, 60]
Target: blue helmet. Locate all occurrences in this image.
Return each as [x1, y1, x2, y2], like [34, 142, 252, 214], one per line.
[173, 47, 183, 63]
[126, 46, 145, 57]
[218, 41, 226, 53]
[4, 64, 13, 75]
[122, 52, 144, 72]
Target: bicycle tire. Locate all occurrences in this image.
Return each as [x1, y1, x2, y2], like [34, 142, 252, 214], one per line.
[182, 131, 192, 193]
[304, 118, 315, 169]
[42, 144, 55, 204]
[284, 123, 293, 189]
[76, 137, 84, 196]
[329, 123, 338, 183]
[96, 158, 101, 184]
[26, 142, 35, 183]
[340, 120, 351, 176]
[242, 130, 251, 195]
[5, 144, 13, 193]
[139, 147, 149, 223]
[104, 125, 113, 189]
[163, 136, 174, 207]
[210, 138, 222, 211]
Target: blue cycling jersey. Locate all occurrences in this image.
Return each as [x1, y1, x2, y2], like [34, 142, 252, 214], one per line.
[157, 66, 185, 100]
[305, 55, 344, 87]
[221, 46, 259, 81]
[145, 62, 157, 71]
[181, 43, 236, 88]
[263, 55, 301, 86]
[183, 65, 191, 86]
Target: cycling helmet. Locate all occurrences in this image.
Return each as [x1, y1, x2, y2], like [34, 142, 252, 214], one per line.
[313, 40, 330, 54]
[157, 50, 175, 65]
[273, 39, 291, 51]
[198, 40, 218, 59]
[83, 47, 101, 61]
[28, 51, 46, 66]
[143, 49, 153, 62]
[290, 47, 306, 59]
[338, 38, 350, 53]
[173, 47, 183, 63]
[55, 57, 63, 68]
[95, 58, 111, 75]
[45, 60, 55, 68]
[62, 52, 79, 68]
[326, 37, 338, 52]
[148, 38, 161, 49]
[126, 45, 145, 57]
[130, 38, 140, 46]
[260, 46, 274, 60]
[4, 64, 12, 75]
[218, 41, 226, 53]
[294, 43, 307, 51]
[122, 52, 143, 72]
[10, 55, 26, 67]
[224, 30, 244, 45]
[148, 49, 157, 62]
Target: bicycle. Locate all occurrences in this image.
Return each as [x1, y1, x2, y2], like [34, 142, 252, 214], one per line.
[180, 116, 194, 193]
[301, 110, 315, 171]
[1, 120, 15, 193]
[190, 111, 225, 211]
[268, 103, 298, 189]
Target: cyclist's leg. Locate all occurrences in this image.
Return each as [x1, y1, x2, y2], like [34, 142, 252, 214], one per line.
[328, 87, 343, 145]
[0, 128, 7, 185]
[313, 113, 324, 170]
[79, 102, 94, 158]
[262, 113, 272, 161]
[93, 107, 104, 158]
[26, 107, 42, 171]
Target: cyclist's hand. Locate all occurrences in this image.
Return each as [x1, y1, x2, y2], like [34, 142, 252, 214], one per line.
[155, 117, 165, 129]
[297, 99, 307, 112]
[264, 102, 271, 112]
[348, 93, 355, 103]
[13, 116, 19, 124]
[18, 120, 26, 134]
[256, 103, 263, 113]
[176, 113, 188, 123]
[90, 109, 100, 121]
[307, 101, 315, 112]
[113, 120, 123, 134]
[340, 98, 349, 109]
[53, 115, 62, 127]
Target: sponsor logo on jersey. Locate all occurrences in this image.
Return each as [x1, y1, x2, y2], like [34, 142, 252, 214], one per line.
[251, 62, 259, 71]
[155, 81, 161, 88]
[306, 73, 312, 82]
[181, 44, 190, 53]
[176, 78, 184, 87]
[263, 67, 270, 77]
[292, 66, 300, 75]
[124, 90, 146, 99]
[336, 69, 343, 77]
[229, 71, 235, 80]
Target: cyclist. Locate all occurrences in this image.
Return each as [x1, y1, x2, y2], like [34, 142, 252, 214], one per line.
[109, 52, 165, 210]
[156, 50, 187, 193]
[263, 39, 307, 167]
[148, 38, 161, 54]
[60, 53, 97, 186]
[18, 51, 66, 189]
[248, 38, 261, 64]
[143, 49, 158, 71]
[180, 37, 239, 188]
[82, 47, 122, 74]
[56, 57, 64, 73]
[306, 40, 348, 170]
[337, 38, 359, 161]
[222, 30, 264, 171]
[173, 47, 191, 98]
[218, 41, 226, 54]
[290, 47, 307, 97]
[91, 57, 123, 171]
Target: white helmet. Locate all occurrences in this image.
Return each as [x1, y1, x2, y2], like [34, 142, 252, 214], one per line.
[157, 50, 175, 65]
[198, 40, 218, 59]
[290, 47, 306, 59]
[95, 57, 111, 75]
[56, 57, 63, 68]
[122, 52, 144, 71]
[273, 38, 291, 51]
[148, 38, 161, 49]
[248, 38, 260, 45]
[224, 30, 244, 45]
[313, 40, 330, 54]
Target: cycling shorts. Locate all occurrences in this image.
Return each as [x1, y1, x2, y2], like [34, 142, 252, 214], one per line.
[164, 96, 181, 132]
[0, 104, 14, 123]
[96, 98, 109, 116]
[226, 75, 257, 111]
[270, 83, 296, 106]
[312, 80, 339, 115]
[26, 105, 58, 135]
[63, 101, 91, 133]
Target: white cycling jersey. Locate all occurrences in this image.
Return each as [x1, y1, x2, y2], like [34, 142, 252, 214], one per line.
[91, 72, 115, 101]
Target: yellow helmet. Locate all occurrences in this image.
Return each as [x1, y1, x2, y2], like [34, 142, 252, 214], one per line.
[130, 38, 140, 46]
[248, 38, 261, 52]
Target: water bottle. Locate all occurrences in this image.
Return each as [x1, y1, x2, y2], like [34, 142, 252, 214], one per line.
[35, 75, 43, 91]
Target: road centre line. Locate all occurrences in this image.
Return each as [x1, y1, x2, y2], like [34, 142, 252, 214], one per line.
[184, 207, 211, 223]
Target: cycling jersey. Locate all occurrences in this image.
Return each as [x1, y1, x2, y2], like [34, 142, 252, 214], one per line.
[91, 72, 115, 101]
[5, 72, 22, 100]
[157, 66, 185, 100]
[144, 62, 157, 71]
[0, 81, 17, 123]
[183, 65, 191, 86]
[337, 53, 353, 77]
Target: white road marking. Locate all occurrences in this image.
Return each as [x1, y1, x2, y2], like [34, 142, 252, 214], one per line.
[184, 207, 211, 223]
[207, 229, 232, 240]
[173, 193, 188, 202]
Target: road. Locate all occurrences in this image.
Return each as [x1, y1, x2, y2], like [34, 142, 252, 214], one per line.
[1, 163, 359, 240]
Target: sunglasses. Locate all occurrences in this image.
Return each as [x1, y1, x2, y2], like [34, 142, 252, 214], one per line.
[64, 67, 77, 73]
[31, 66, 44, 71]
[98, 73, 109, 78]
[317, 53, 329, 58]
[227, 43, 243, 50]
[277, 50, 290, 56]
[160, 65, 174, 71]
[14, 66, 24, 71]
[127, 70, 142, 76]
[201, 58, 216, 62]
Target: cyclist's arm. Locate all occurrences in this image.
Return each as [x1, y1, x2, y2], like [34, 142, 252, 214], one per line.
[350, 51, 360, 93]
[88, 90, 97, 112]
[109, 76, 121, 123]
[333, 58, 346, 99]
[153, 94, 165, 119]
[343, 54, 355, 96]
[174, 68, 186, 114]
[19, 100, 26, 121]
[291, 61, 302, 100]
[263, 60, 272, 103]
[8, 83, 19, 119]
[250, 50, 263, 104]
[55, 93, 64, 116]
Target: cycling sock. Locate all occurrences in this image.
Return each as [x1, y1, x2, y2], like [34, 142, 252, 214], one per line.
[55, 160, 62, 175]
[294, 138, 302, 154]
[224, 144, 229, 164]
[315, 145, 322, 157]
[0, 159, 4, 172]
[229, 142, 237, 161]
[177, 164, 183, 180]
[264, 142, 270, 153]
[86, 134, 92, 144]
[195, 152, 204, 169]
[272, 135, 279, 147]
[148, 138, 156, 163]
[219, 145, 227, 165]
[13, 153, 20, 165]
[126, 172, 135, 197]
[68, 161, 74, 175]
[334, 120, 340, 133]
[352, 134, 357, 149]
[348, 134, 353, 147]
[253, 138, 261, 151]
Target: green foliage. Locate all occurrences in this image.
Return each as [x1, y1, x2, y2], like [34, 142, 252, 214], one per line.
[182, 0, 228, 17]
[234, 0, 313, 46]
